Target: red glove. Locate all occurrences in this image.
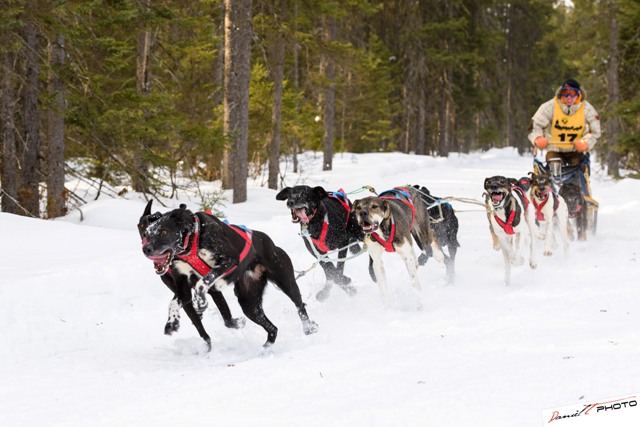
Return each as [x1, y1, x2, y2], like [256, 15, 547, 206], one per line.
[574, 139, 589, 152]
[534, 136, 548, 149]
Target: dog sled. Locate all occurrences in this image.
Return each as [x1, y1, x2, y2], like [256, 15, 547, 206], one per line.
[533, 152, 598, 236]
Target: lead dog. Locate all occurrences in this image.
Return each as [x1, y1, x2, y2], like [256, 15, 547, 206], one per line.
[559, 182, 588, 241]
[484, 176, 537, 285]
[141, 204, 318, 351]
[276, 185, 363, 301]
[412, 185, 460, 284]
[528, 172, 570, 256]
[138, 200, 245, 336]
[353, 186, 444, 306]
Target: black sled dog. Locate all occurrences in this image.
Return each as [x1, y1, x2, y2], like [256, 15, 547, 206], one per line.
[138, 201, 245, 337]
[276, 186, 364, 301]
[412, 185, 460, 284]
[140, 202, 318, 351]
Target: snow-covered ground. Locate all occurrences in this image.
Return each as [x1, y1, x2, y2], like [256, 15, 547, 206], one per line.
[1, 148, 638, 426]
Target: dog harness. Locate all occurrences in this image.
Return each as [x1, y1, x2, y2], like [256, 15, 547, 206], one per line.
[309, 189, 351, 253]
[370, 216, 397, 252]
[567, 202, 582, 218]
[532, 192, 560, 221]
[175, 215, 253, 279]
[493, 186, 529, 235]
[371, 187, 416, 252]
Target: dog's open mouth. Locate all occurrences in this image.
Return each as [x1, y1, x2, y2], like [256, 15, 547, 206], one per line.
[490, 191, 506, 206]
[146, 251, 173, 275]
[534, 187, 551, 199]
[359, 220, 379, 234]
[291, 208, 311, 224]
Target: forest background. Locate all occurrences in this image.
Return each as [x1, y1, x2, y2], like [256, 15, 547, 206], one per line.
[1, 0, 639, 218]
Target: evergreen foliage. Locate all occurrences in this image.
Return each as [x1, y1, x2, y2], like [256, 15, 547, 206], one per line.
[1, 0, 638, 216]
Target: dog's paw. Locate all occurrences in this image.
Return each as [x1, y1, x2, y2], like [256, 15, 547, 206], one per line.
[417, 253, 428, 266]
[194, 295, 209, 319]
[543, 250, 553, 257]
[204, 338, 212, 353]
[164, 319, 180, 335]
[316, 287, 331, 302]
[303, 320, 319, 335]
[334, 275, 352, 286]
[341, 284, 357, 297]
[529, 260, 538, 270]
[225, 317, 246, 329]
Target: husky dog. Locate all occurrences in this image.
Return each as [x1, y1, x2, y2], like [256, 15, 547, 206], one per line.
[353, 186, 444, 306]
[529, 172, 570, 256]
[484, 176, 538, 285]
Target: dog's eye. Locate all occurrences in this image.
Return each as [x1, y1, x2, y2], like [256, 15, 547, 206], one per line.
[160, 229, 168, 237]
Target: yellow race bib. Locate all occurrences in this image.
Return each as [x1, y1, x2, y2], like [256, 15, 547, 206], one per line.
[550, 100, 585, 150]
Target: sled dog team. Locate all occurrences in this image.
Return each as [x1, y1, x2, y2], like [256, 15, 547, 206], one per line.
[139, 171, 581, 351]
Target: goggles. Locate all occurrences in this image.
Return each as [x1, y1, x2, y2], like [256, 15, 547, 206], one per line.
[561, 89, 579, 98]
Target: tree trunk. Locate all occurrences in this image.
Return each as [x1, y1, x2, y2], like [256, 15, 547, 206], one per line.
[134, 0, 152, 194]
[505, 3, 516, 149]
[224, 0, 252, 203]
[46, 34, 66, 218]
[321, 15, 336, 171]
[606, 0, 620, 177]
[268, 0, 287, 190]
[19, 15, 41, 217]
[292, 0, 300, 174]
[1, 51, 19, 214]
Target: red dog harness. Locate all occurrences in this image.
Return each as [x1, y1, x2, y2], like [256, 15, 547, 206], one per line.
[493, 186, 529, 235]
[175, 216, 253, 280]
[309, 189, 351, 253]
[371, 187, 415, 252]
[532, 192, 559, 221]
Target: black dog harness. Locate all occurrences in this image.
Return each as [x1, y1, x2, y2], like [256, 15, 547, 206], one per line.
[176, 215, 253, 279]
[371, 187, 416, 252]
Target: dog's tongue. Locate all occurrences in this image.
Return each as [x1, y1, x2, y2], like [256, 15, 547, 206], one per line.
[146, 252, 171, 274]
[294, 208, 309, 224]
[491, 193, 504, 204]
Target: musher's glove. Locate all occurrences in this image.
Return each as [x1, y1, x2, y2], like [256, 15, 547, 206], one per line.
[574, 139, 589, 152]
[534, 136, 548, 149]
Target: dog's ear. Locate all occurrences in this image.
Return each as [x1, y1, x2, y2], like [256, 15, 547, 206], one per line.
[484, 178, 490, 189]
[313, 186, 328, 201]
[275, 187, 291, 201]
[382, 200, 392, 219]
[143, 199, 153, 217]
[179, 204, 187, 210]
